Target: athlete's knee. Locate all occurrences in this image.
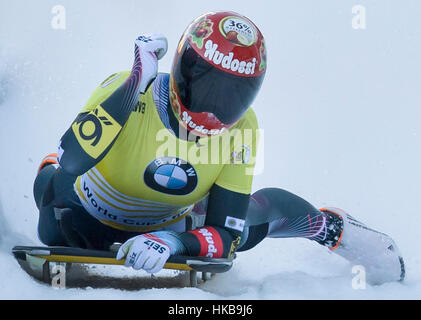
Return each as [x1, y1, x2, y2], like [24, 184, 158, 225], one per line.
[245, 187, 302, 227]
[33, 165, 57, 210]
[251, 187, 321, 219]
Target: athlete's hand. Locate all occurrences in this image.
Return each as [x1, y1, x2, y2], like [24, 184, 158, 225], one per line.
[116, 233, 171, 274]
[134, 34, 168, 94]
[135, 34, 168, 60]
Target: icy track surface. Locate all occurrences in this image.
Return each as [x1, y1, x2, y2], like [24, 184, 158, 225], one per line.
[1, 1, 420, 299]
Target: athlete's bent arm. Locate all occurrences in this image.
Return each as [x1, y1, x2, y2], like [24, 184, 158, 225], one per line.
[178, 184, 249, 259]
[176, 112, 259, 258]
[58, 35, 168, 176]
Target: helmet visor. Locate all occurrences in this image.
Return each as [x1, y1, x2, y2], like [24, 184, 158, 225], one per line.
[173, 41, 265, 125]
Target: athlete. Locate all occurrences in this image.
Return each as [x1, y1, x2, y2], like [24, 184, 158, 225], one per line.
[33, 11, 404, 284]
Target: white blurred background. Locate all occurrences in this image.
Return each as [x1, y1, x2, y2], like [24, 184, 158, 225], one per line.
[0, 0, 420, 299]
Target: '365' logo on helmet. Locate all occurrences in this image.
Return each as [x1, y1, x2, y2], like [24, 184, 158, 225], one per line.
[143, 157, 198, 195]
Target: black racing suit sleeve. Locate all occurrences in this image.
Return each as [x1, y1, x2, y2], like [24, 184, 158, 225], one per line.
[178, 184, 249, 258]
[58, 52, 144, 176]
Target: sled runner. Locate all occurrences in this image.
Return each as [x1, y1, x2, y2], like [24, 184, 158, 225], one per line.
[12, 245, 235, 288]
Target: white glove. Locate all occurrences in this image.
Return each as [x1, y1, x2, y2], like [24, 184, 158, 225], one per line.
[116, 233, 171, 274]
[134, 34, 168, 94]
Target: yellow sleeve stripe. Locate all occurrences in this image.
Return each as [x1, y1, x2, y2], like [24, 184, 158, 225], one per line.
[91, 189, 173, 217]
[98, 209, 192, 232]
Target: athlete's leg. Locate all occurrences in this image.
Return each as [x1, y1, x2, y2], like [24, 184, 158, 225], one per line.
[34, 155, 89, 247]
[34, 164, 67, 246]
[237, 187, 405, 284]
[34, 155, 140, 249]
[238, 188, 332, 251]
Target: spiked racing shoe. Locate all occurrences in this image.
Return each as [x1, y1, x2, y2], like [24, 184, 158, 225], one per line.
[318, 207, 405, 285]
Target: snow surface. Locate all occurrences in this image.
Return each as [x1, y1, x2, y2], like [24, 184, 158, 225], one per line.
[0, 0, 420, 299]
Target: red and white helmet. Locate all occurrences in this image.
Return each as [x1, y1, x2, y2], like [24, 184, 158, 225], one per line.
[170, 11, 267, 136]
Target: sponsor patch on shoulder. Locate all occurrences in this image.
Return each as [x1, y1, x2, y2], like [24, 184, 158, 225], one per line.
[71, 106, 121, 159]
